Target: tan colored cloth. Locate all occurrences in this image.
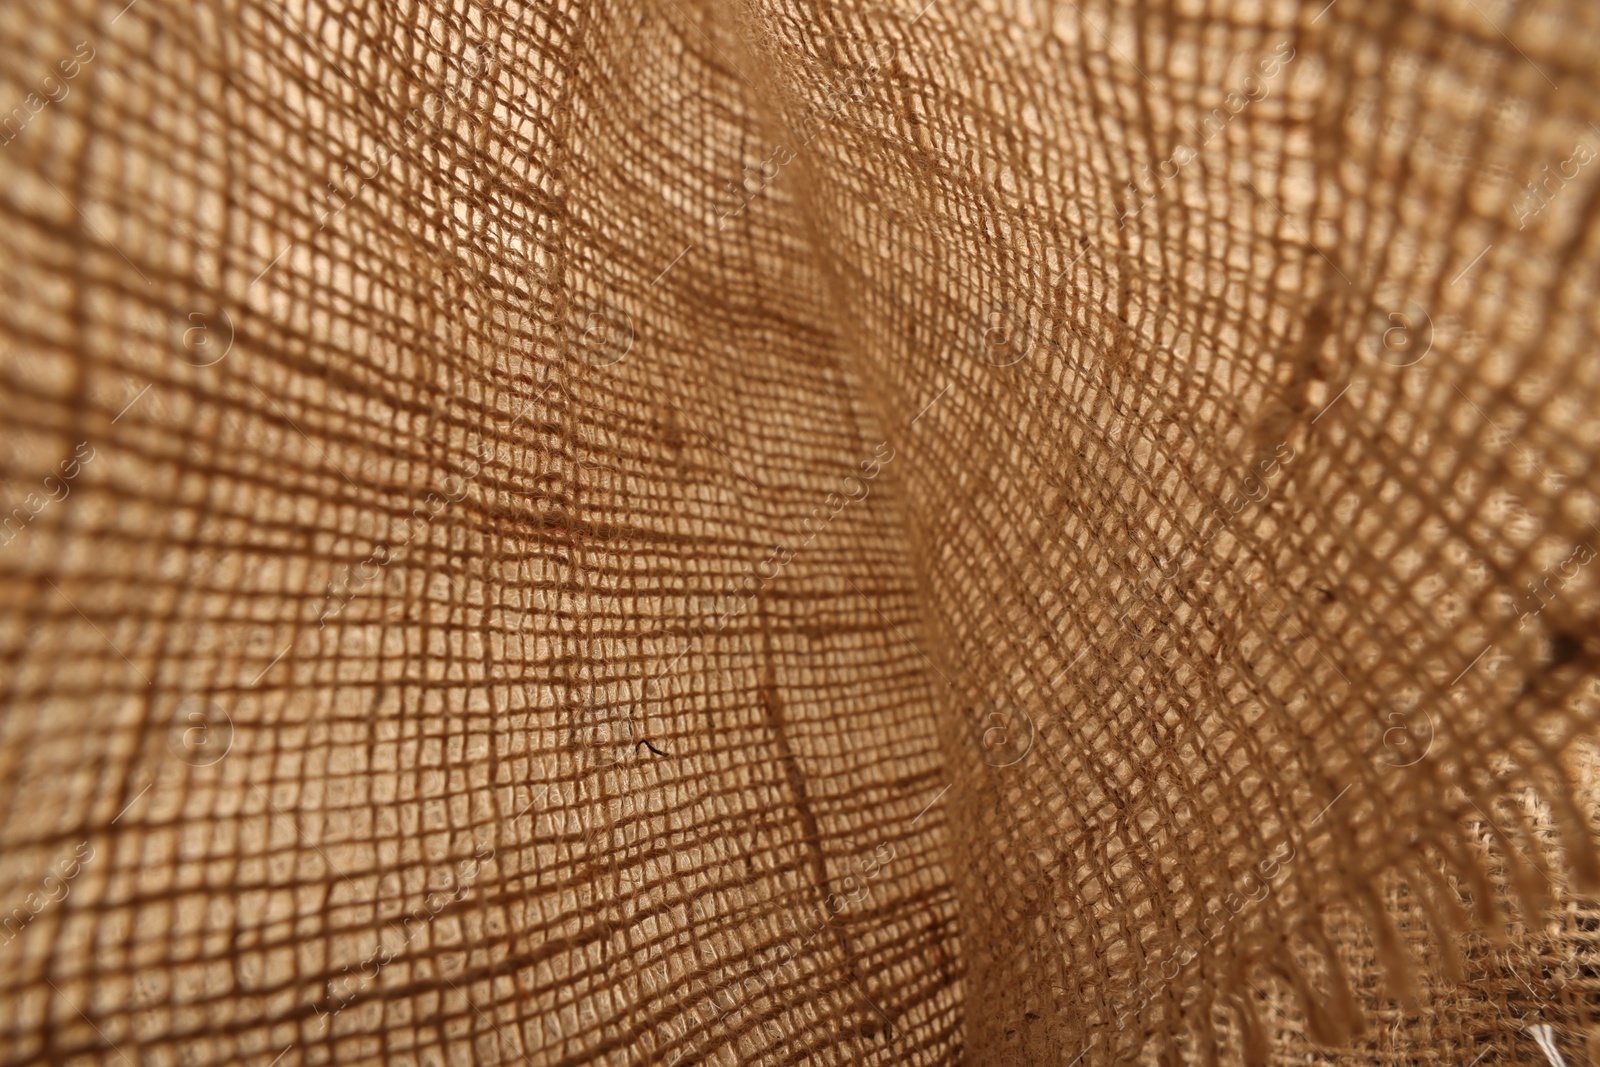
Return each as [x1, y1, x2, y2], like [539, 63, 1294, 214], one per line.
[1, 0, 1598, 1063]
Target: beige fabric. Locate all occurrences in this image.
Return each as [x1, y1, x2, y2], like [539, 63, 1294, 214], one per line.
[1, 0, 1599, 1064]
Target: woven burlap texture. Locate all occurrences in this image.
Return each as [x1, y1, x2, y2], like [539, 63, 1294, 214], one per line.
[2, 0, 1599, 1064]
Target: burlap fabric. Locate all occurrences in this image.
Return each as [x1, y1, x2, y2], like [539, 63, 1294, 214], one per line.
[2, 0, 1599, 1063]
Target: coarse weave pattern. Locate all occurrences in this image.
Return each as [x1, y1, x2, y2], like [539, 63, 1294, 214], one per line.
[0, 0, 1598, 1065]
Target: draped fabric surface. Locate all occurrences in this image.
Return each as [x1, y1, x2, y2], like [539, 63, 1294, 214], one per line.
[2, 0, 1600, 1064]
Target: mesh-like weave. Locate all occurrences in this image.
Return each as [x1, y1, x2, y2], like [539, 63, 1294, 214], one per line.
[1, 0, 1599, 1064]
